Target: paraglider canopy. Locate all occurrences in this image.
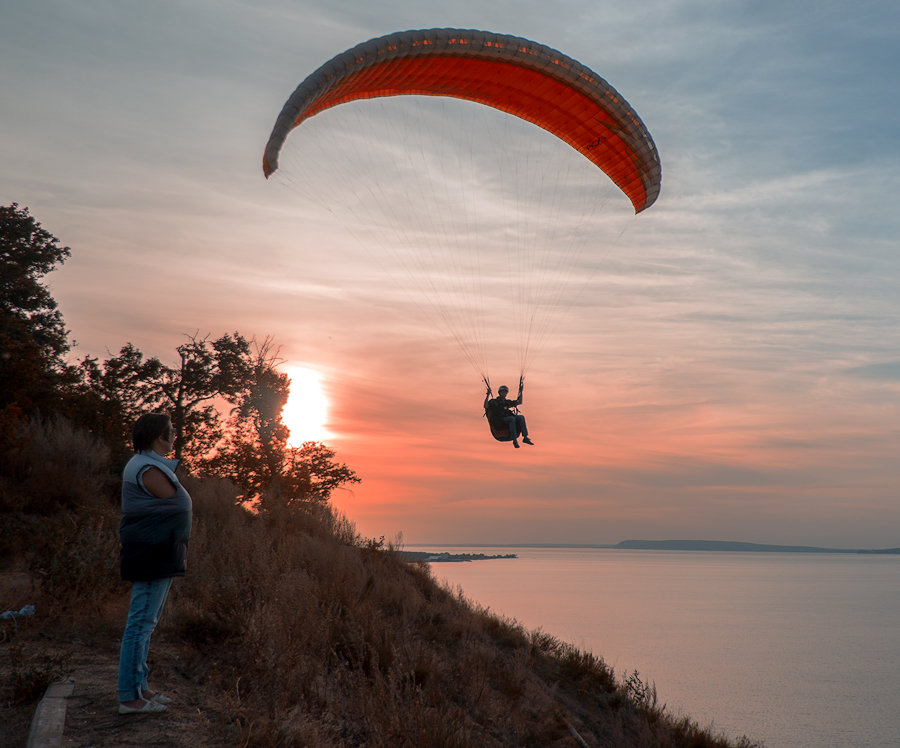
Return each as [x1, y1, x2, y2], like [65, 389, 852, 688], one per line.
[263, 28, 662, 385]
[263, 28, 660, 213]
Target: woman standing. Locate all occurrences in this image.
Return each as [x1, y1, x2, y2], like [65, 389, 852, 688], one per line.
[117, 413, 192, 714]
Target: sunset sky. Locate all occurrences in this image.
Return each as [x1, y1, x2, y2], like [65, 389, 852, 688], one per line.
[3, 1, 898, 548]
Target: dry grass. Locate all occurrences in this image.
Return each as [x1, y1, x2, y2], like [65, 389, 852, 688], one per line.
[1, 419, 762, 747]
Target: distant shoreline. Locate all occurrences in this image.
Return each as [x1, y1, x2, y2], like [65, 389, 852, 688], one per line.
[403, 540, 900, 556]
[397, 551, 518, 563]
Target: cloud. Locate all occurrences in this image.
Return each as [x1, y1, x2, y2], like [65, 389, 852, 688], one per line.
[3, 1, 900, 547]
[844, 361, 900, 382]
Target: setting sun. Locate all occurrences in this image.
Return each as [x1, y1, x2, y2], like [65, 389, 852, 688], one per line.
[282, 366, 330, 446]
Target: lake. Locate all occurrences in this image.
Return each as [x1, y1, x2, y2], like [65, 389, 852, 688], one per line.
[421, 547, 900, 747]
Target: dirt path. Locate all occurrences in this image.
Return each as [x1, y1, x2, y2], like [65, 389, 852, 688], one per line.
[1, 630, 234, 747]
[1, 565, 235, 747]
[1, 568, 235, 747]
[58, 635, 233, 747]
[48, 635, 241, 748]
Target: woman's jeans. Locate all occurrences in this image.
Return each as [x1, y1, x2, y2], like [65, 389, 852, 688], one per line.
[117, 577, 173, 701]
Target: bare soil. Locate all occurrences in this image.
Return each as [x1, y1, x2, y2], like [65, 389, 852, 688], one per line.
[1, 572, 235, 748]
[4, 631, 236, 748]
[60, 635, 233, 746]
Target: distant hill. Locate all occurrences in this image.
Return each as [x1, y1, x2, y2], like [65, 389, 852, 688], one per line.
[615, 539, 900, 554]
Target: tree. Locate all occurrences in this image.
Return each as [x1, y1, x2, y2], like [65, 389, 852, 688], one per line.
[282, 441, 361, 504]
[67, 344, 165, 466]
[201, 338, 360, 508]
[78, 333, 253, 467]
[157, 332, 253, 464]
[0, 203, 73, 418]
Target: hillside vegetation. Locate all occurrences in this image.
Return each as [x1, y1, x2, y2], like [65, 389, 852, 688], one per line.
[0, 417, 759, 747]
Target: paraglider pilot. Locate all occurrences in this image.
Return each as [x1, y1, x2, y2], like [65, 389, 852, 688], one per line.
[484, 377, 533, 448]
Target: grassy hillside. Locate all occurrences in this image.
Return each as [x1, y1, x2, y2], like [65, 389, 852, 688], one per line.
[1, 418, 758, 746]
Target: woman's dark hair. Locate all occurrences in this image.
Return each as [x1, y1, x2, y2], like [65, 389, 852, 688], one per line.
[132, 413, 172, 452]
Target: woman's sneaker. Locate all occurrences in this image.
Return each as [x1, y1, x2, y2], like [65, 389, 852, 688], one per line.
[119, 699, 167, 714]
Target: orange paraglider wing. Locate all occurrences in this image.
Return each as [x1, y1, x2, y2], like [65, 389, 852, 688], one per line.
[263, 28, 661, 212]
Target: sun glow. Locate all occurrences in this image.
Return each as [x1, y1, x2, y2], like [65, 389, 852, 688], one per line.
[282, 366, 331, 446]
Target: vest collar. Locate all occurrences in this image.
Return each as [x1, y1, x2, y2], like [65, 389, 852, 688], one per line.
[138, 449, 180, 473]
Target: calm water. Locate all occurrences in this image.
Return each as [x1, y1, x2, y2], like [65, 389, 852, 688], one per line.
[423, 547, 900, 747]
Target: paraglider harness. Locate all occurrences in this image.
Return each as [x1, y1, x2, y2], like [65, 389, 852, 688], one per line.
[483, 376, 524, 442]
